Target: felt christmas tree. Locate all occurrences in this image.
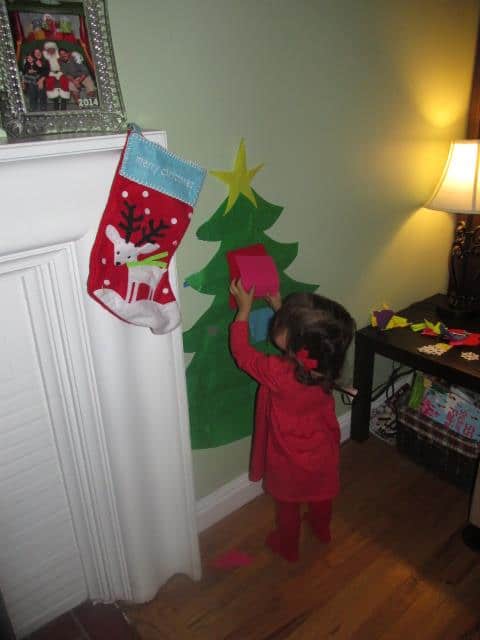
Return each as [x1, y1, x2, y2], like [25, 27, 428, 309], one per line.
[184, 140, 318, 449]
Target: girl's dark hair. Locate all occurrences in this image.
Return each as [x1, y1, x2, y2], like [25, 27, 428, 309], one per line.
[271, 292, 355, 391]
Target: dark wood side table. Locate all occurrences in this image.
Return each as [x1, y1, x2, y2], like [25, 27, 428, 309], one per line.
[351, 293, 480, 442]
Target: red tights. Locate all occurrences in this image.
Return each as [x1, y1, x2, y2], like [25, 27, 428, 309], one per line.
[266, 499, 332, 562]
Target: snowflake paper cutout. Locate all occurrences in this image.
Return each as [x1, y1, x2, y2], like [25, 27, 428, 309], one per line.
[460, 351, 480, 361]
[418, 343, 452, 356]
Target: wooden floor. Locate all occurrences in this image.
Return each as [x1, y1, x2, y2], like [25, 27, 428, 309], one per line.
[125, 438, 480, 640]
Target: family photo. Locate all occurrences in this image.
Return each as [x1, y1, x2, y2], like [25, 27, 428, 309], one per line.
[9, 6, 98, 112]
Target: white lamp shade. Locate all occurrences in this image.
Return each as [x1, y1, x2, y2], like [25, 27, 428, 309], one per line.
[426, 140, 480, 214]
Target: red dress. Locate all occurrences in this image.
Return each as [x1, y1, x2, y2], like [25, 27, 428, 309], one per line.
[229, 321, 340, 502]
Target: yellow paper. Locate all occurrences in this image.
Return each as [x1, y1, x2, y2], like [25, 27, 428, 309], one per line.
[411, 322, 426, 332]
[385, 315, 409, 329]
[433, 342, 452, 353]
[425, 319, 442, 335]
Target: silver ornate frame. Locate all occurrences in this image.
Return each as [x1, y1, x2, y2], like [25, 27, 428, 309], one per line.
[0, 0, 126, 139]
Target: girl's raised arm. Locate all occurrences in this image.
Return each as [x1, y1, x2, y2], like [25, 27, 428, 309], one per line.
[229, 321, 283, 392]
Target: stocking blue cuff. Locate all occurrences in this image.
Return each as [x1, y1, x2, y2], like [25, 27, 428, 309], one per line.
[121, 130, 206, 207]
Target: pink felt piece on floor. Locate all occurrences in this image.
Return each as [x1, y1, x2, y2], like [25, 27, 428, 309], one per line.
[211, 549, 254, 569]
[235, 255, 279, 297]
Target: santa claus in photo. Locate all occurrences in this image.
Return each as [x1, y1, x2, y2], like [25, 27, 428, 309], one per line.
[43, 41, 70, 109]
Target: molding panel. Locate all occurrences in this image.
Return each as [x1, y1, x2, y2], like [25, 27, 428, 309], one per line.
[0, 246, 114, 636]
[0, 244, 132, 636]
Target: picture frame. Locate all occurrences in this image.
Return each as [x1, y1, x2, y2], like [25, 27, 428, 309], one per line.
[0, 0, 126, 139]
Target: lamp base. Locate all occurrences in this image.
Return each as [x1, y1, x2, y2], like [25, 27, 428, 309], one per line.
[462, 524, 480, 552]
[435, 303, 476, 324]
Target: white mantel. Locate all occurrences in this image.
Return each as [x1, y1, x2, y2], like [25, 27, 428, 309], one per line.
[0, 132, 200, 638]
[0, 132, 160, 256]
[0, 131, 138, 162]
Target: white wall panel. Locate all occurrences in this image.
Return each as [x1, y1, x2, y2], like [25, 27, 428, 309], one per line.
[0, 257, 88, 637]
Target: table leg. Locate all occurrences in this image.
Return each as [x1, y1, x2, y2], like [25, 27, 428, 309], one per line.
[351, 332, 374, 442]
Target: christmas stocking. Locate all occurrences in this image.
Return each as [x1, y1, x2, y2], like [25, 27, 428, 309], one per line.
[88, 125, 206, 334]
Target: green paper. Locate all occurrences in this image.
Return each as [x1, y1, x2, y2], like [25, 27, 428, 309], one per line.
[411, 322, 426, 332]
[408, 372, 426, 409]
[184, 189, 319, 449]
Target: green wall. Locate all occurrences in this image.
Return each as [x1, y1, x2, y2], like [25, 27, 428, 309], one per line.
[109, 0, 479, 499]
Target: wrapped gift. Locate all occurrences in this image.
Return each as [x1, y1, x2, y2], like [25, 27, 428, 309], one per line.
[420, 383, 480, 442]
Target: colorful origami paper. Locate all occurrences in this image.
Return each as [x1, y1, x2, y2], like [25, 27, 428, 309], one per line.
[387, 315, 409, 328]
[451, 333, 480, 347]
[422, 320, 468, 341]
[425, 319, 443, 335]
[411, 322, 427, 332]
[372, 308, 394, 329]
[417, 318, 477, 346]
[371, 305, 409, 330]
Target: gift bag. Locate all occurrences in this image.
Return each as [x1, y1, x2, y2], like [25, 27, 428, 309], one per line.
[88, 125, 206, 334]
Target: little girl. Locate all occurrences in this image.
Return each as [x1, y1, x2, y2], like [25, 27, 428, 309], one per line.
[229, 279, 355, 562]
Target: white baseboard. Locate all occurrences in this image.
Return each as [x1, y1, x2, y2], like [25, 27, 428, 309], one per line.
[195, 384, 405, 533]
[196, 471, 264, 533]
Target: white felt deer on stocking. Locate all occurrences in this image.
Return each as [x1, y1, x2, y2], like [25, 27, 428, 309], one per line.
[106, 201, 170, 303]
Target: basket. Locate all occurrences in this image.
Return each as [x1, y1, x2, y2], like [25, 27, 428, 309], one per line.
[396, 405, 480, 492]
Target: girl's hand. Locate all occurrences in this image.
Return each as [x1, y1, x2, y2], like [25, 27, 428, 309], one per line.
[265, 290, 282, 311]
[230, 278, 254, 320]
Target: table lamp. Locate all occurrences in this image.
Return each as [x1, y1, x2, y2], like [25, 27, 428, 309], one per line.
[424, 140, 480, 322]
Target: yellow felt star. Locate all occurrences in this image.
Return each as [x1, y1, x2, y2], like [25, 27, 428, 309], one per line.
[210, 139, 263, 214]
